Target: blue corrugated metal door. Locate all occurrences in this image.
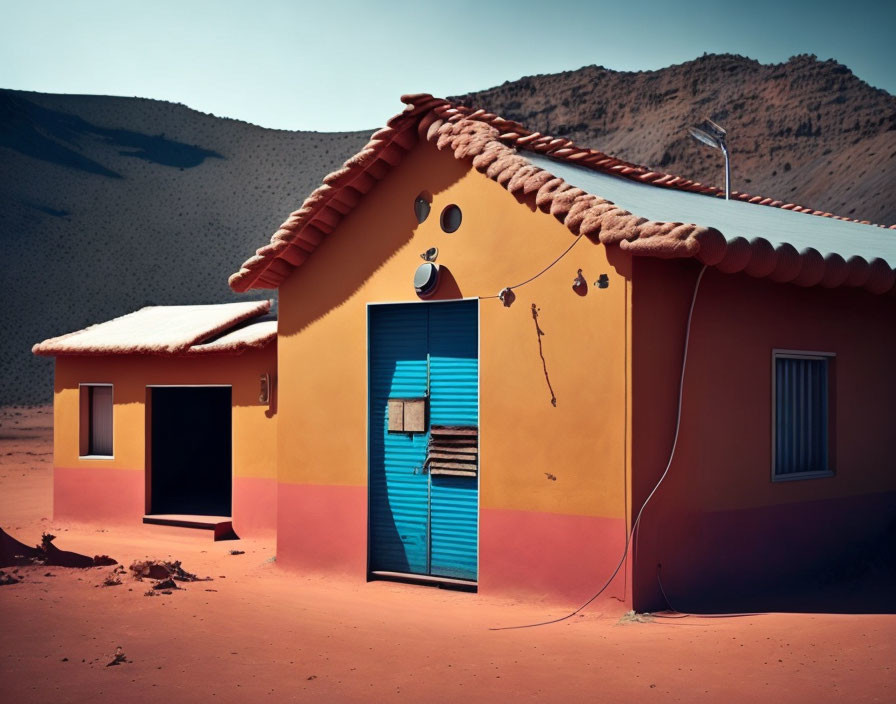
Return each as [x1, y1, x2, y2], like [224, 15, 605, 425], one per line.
[368, 300, 478, 581]
[369, 304, 430, 574]
[428, 302, 479, 580]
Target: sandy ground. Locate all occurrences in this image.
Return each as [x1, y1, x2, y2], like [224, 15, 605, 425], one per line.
[0, 406, 893, 703]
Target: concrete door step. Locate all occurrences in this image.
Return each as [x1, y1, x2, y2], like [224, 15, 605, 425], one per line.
[142, 514, 237, 541]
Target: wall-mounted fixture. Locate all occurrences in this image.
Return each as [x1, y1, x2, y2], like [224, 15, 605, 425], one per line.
[573, 269, 586, 290]
[259, 373, 271, 404]
[688, 118, 730, 200]
[498, 287, 516, 307]
[595, 274, 609, 289]
[420, 247, 438, 262]
[414, 261, 440, 298]
[414, 192, 432, 223]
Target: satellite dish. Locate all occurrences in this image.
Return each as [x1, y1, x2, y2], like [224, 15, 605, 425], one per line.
[414, 262, 440, 297]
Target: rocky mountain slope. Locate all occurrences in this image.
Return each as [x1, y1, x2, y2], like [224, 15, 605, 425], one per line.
[451, 54, 895, 225]
[2, 54, 894, 404]
[0, 90, 368, 403]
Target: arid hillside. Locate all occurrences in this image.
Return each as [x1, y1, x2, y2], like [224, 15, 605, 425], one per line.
[452, 54, 895, 225]
[2, 53, 894, 404]
[0, 90, 368, 403]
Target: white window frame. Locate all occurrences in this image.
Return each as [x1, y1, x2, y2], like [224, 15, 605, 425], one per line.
[771, 349, 834, 482]
[79, 383, 114, 460]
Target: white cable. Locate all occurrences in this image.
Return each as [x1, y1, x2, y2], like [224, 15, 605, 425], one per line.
[491, 264, 708, 630]
[630, 263, 708, 539]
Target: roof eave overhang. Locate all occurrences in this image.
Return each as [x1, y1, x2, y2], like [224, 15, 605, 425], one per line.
[228, 95, 896, 296]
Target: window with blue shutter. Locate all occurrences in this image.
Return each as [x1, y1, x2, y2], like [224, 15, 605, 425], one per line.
[772, 352, 833, 481]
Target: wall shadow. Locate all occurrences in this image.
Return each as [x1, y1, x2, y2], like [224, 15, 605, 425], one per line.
[278, 146, 470, 338]
[658, 553, 896, 616]
[0, 90, 223, 178]
[429, 265, 463, 300]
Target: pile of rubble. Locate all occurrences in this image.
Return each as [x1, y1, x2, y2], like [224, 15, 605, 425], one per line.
[129, 559, 212, 595]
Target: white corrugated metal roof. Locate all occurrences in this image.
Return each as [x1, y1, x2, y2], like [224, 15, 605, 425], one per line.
[527, 154, 896, 267]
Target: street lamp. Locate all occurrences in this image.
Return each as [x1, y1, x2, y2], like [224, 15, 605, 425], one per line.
[688, 119, 730, 200]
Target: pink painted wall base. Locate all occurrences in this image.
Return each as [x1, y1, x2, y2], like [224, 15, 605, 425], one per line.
[479, 507, 628, 605]
[55, 467, 278, 536]
[54, 466, 144, 524]
[276, 483, 367, 576]
[232, 476, 277, 536]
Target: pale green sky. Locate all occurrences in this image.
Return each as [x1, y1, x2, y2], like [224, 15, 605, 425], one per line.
[1, 0, 893, 131]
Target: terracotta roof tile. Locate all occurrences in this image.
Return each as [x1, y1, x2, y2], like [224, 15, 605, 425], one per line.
[741, 238, 778, 279]
[768, 243, 803, 284]
[228, 94, 896, 295]
[819, 253, 849, 289]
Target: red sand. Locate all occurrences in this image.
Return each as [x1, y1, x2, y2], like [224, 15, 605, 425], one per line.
[1, 406, 893, 703]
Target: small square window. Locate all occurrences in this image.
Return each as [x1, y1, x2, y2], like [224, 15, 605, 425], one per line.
[772, 352, 833, 481]
[80, 384, 113, 458]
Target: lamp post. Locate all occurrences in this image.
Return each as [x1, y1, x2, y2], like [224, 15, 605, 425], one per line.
[688, 119, 730, 200]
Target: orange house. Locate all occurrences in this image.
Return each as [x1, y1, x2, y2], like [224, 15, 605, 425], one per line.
[34, 301, 278, 539]
[228, 94, 895, 611]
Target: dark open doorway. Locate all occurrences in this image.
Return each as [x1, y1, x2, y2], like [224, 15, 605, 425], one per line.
[149, 386, 232, 517]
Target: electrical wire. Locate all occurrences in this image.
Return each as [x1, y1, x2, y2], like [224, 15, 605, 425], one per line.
[480, 234, 585, 300]
[653, 564, 689, 617]
[490, 264, 708, 631]
[651, 564, 764, 620]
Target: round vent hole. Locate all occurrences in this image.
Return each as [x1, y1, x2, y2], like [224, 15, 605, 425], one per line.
[440, 204, 462, 233]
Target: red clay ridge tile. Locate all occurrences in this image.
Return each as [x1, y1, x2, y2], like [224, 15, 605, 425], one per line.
[767, 243, 803, 284]
[792, 249, 827, 288]
[715, 237, 754, 274]
[496, 159, 527, 187]
[742, 238, 778, 279]
[523, 169, 557, 196]
[228, 93, 894, 296]
[549, 188, 588, 220]
[535, 179, 572, 211]
[843, 256, 871, 288]
[866, 259, 895, 294]
[507, 165, 541, 194]
[471, 146, 503, 172]
[486, 154, 518, 180]
[820, 253, 849, 288]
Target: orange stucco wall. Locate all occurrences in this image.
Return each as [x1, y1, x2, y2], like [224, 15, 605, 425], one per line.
[630, 258, 896, 611]
[276, 140, 632, 602]
[52, 348, 277, 534]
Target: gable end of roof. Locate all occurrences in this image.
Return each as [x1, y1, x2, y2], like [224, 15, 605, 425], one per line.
[229, 95, 896, 296]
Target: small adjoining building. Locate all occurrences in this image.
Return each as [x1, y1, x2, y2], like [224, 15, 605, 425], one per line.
[37, 94, 896, 611]
[33, 301, 277, 539]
